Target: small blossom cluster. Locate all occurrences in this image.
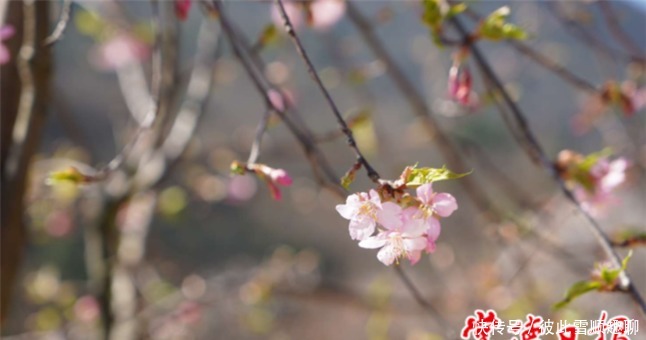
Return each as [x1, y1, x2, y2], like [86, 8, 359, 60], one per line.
[231, 161, 292, 201]
[557, 149, 630, 216]
[336, 182, 457, 266]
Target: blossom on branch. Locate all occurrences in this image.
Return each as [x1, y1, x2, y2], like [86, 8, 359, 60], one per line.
[336, 165, 464, 266]
[230, 161, 293, 201]
[557, 149, 630, 216]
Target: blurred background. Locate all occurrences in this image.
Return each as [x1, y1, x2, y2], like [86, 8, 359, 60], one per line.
[1, 0, 645, 339]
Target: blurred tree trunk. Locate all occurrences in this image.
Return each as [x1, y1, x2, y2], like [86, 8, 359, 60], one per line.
[1, 0, 50, 324]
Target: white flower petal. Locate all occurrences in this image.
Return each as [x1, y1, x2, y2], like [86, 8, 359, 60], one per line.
[358, 235, 387, 249]
[376, 245, 398, 266]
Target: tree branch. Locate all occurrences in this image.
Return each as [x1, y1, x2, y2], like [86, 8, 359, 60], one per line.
[450, 16, 646, 315]
[275, 0, 381, 183]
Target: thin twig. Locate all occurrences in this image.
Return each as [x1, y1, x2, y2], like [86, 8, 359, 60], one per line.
[346, 2, 499, 222]
[393, 265, 454, 336]
[546, 2, 645, 64]
[275, 0, 381, 183]
[597, 0, 644, 58]
[450, 16, 646, 315]
[462, 7, 598, 94]
[43, 0, 72, 45]
[247, 109, 271, 165]
[213, 1, 345, 198]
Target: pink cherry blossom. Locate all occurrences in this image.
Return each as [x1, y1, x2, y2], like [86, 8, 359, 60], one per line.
[269, 168, 293, 186]
[590, 157, 629, 194]
[416, 183, 458, 218]
[271, 0, 345, 32]
[175, 0, 192, 21]
[90, 34, 150, 70]
[336, 190, 382, 240]
[309, 0, 346, 31]
[573, 156, 630, 216]
[0, 25, 15, 65]
[358, 217, 428, 266]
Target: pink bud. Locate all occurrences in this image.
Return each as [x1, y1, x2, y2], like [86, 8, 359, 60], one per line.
[175, 0, 192, 21]
[270, 168, 293, 186]
[449, 65, 474, 106]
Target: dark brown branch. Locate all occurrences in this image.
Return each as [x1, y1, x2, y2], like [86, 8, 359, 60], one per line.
[346, 2, 498, 222]
[275, 0, 381, 183]
[1, 0, 51, 324]
[213, 1, 345, 198]
[450, 16, 646, 315]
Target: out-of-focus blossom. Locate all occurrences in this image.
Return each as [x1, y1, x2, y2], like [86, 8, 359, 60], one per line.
[90, 34, 150, 70]
[271, 0, 346, 32]
[227, 174, 258, 203]
[447, 62, 478, 108]
[175, 0, 192, 21]
[0, 25, 15, 65]
[74, 295, 100, 323]
[44, 210, 73, 237]
[267, 88, 296, 112]
[557, 149, 630, 216]
[572, 80, 643, 134]
[230, 161, 292, 201]
[336, 190, 382, 240]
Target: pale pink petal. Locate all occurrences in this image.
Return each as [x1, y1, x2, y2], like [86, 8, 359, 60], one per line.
[600, 158, 628, 191]
[425, 238, 437, 253]
[403, 237, 427, 252]
[376, 244, 398, 265]
[349, 218, 375, 241]
[368, 189, 382, 207]
[426, 217, 441, 241]
[310, 0, 346, 31]
[416, 183, 434, 205]
[432, 192, 457, 217]
[335, 204, 356, 220]
[271, 1, 303, 31]
[358, 235, 387, 249]
[401, 219, 428, 237]
[401, 206, 420, 222]
[377, 202, 402, 230]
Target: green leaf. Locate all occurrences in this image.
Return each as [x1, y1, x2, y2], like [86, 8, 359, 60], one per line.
[446, 3, 466, 19]
[341, 162, 362, 190]
[258, 24, 280, 49]
[421, 0, 467, 46]
[405, 165, 471, 187]
[553, 280, 602, 310]
[421, 0, 443, 29]
[47, 167, 94, 185]
[621, 250, 633, 271]
[578, 148, 613, 172]
[479, 6, 528, 41]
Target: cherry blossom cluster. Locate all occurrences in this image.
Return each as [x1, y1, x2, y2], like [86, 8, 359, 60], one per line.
[336, 182, 457, 266]
[557, 149, 630, 216]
